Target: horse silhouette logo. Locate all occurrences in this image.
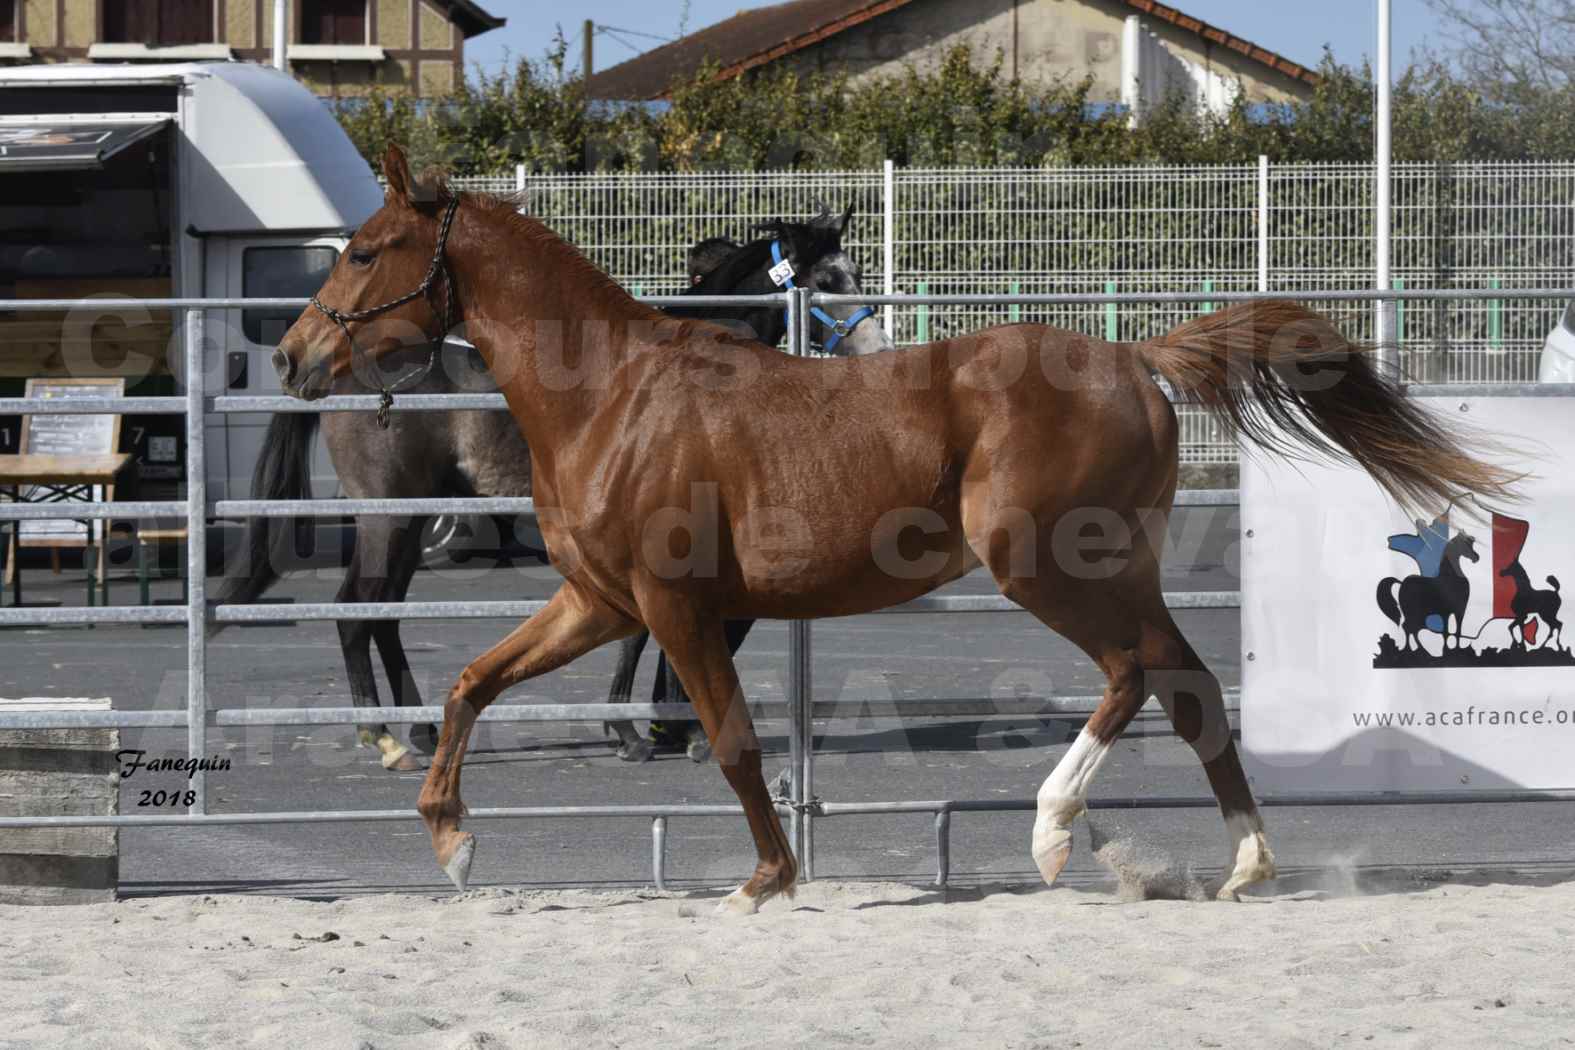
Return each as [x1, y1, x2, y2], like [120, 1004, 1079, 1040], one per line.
[1373, 512, 1572, 668]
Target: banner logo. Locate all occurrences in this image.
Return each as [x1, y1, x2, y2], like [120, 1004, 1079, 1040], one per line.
[1374, 512, 1570, 668]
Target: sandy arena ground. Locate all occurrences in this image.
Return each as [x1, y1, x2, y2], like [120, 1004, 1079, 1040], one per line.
[3, 866, 1572, 1050]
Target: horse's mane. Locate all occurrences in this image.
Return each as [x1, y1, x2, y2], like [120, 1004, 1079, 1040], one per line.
[413, 167, 646, 315]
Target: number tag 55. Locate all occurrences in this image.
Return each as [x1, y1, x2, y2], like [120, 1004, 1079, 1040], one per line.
[768, 259, 796, 287]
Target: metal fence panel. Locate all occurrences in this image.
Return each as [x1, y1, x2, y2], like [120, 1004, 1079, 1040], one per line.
[451, 161, 1575, 463]
[3, 284, 1569, 888]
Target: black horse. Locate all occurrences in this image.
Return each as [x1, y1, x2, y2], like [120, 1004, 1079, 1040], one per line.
[1500, 560, 1563, 650]
[1377, 532, 1480, 653]
[213, 207, 890, 770]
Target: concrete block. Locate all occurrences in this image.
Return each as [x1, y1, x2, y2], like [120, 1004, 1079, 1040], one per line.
[0, 699, 118, 905]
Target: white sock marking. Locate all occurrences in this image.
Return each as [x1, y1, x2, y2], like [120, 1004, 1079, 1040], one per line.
[1218, 809, 1276, 900]
[1032, 730, 1111, 881]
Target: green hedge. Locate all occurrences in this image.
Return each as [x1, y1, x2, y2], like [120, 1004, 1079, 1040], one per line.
[335, 40, 1575, 176]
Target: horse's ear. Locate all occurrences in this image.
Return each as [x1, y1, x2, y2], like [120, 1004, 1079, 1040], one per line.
[840, 203, 854, 235]
[383, 145, 413, 205]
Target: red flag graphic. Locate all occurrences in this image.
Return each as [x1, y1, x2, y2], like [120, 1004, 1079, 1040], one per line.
[1492, 514, 1533, 641]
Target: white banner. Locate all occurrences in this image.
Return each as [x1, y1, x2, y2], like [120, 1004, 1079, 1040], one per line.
[1241, 395, 1575, 793]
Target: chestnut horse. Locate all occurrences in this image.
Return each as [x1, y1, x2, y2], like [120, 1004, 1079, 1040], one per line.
[275, 146, 1515, 911]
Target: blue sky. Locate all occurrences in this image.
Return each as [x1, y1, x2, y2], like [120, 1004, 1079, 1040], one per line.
[468, 1, 1445, 80]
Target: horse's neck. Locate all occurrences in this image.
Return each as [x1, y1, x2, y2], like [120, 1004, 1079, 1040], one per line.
[449, 206, 652, 450]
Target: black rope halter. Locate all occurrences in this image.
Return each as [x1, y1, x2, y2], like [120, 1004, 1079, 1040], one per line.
[308, 196, 461, 428]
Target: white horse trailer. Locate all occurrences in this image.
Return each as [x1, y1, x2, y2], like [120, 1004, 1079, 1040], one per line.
[0, 61, 380, 501]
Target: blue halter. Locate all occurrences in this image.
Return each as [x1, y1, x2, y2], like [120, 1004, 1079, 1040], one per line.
[770, 240, 878, 354]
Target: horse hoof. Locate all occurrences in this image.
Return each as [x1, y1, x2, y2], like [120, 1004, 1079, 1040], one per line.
[616, 738, 654, 763]
[715, 886, 761, 916]
[386, 750, 423, 773]
[409, 722, 440, 755]
[1031, 824, 1073, 887]
[443, 834, 476, 893]
[686, 735, 712, 764]
[1217, 834, 1277, 901]
[378, 738, 418, 771]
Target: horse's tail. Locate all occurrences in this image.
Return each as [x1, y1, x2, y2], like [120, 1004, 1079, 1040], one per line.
[1376, 578, 1403, 625]
[1138, 300, 1520, 512]
[1550, 575, 1562, 593]
[209, 412, 318, 633]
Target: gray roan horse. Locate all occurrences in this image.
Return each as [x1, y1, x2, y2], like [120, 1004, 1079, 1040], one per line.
[214, 208, 891, 771]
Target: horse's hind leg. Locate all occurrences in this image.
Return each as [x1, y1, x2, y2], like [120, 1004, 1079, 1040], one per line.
[1146, 615, 1275, 900]
[419, 583, 634, 891]
[1020, 599, 1155, 888]
[374, 517, 438, 755]
[1010, 575, 1273, 900]
[604, 631, 654, 763]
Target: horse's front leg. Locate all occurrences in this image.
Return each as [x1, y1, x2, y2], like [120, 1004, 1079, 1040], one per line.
[643, 598, 794, 914]
[418, 583, 635, 891]
[338, 518, 421, 772]
[373, 515, 439, 755]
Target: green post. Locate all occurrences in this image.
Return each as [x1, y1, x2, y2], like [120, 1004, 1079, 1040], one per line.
[1490, 277, 1502, 350]
[917, 281, 930, 344]
[1009, 282, 1021, 324]
[1392, 278, 1405, 349]
[1201, 279, 1214, 315]
[1104, 281, 1118, 341]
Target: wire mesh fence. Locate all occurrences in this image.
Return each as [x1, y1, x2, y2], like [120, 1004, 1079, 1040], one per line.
[453, 160, 1575, 462]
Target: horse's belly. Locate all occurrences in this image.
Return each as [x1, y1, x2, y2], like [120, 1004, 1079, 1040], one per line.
[728, 516, 976, 619]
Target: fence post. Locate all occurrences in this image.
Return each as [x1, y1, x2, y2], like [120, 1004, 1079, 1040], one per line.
[934, 810, 951, 887]
[883, 159, 896, 340]
[1393, 277, 1405, 352]
[1258, 154, 1269, 292]
[1201, 279, 1214, 314]
[785, 286, 816, 877]
[1490, 277, 1503, 350]
[651, 816, 667, 893]
[916, 280, 930, 344]
[1104, 280, 1118, 341]
[515, 163, 526, 195]
[1009, 281, 1021, 323]
[184, 308, 207, 815]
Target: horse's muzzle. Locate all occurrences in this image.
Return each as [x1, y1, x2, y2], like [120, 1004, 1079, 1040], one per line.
[271, 347, 296, 388]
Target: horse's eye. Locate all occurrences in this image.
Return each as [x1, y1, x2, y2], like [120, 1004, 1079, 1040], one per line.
[349, 249, 376, 267]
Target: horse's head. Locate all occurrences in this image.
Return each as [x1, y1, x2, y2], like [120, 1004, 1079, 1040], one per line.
[275, 145, 459, 400]
[754, 203, 893, 356]
[1449, 532, 1481, 565]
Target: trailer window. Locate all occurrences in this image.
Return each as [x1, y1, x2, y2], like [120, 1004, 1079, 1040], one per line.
[242, 247, 338, 346]
[1, 1, 16, 43]
[302, 0, 367, 45]
[105, 0, 216, 46]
